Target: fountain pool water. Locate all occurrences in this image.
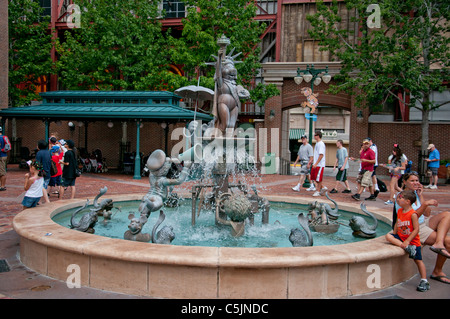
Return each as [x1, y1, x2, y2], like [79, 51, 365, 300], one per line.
[52, 200, 391, 248]
[13, 194, 417, 298]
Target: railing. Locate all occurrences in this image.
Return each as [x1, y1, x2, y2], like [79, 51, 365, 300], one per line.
[279, 157, 291, 175]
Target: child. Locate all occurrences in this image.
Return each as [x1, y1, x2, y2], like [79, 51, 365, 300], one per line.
[49, 145, 63, 198]
[22, 160, 45, 210]
[385, 190, 429, 292]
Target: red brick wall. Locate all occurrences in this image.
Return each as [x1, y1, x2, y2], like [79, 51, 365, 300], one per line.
[0, 0, 8, 110]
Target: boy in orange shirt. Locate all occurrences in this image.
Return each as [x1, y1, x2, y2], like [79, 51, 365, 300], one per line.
[386, 190, 429, 292]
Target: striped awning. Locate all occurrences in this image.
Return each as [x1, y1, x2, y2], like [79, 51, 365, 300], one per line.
[289, 128, 305, 140]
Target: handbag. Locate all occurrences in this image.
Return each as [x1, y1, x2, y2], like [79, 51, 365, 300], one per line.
[75, 168, 82, 177]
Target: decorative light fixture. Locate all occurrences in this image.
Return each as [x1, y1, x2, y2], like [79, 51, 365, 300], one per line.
[269, 109, 275, 121]
[107, 121, 114, 128]
[303, 72, 313, 83]
[68, 121, 75, 131]
[322, 72, 331, 84]
[356, 110, 364, 123]
[313, 77, 322, 86]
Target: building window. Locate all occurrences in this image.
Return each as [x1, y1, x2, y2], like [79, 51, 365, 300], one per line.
[162, 1, 185, 18]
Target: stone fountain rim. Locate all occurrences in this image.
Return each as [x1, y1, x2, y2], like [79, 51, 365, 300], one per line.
[13, 193, 404, 269]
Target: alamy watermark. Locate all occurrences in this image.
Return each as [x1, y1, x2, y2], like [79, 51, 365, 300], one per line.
[366, 4, 381, 29]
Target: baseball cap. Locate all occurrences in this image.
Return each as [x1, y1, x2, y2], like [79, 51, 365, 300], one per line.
[300, 135, 307, 139]
[363, 139, 370, 144]
[51, 145, 60, 153]
[427, 144, 435, 150]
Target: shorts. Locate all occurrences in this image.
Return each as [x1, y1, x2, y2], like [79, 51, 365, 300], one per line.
[430, 167, 438, 176]
[357, 170, 373, 187]
[49, 175, 61, 187]
[336, 168, 347, 182]
[62, 178, 76, 187]
[43, 175, 50, 189]
[22, 196, 41, 208]
[310, 166, 324, 183]
[390, 234, 422, 260]
[0, 157, 6, 176]
[298, 161, 309, 175]
[419, 217, 434, 245]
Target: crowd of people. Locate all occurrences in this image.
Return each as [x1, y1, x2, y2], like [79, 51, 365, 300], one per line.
[291, 132, 449, 291]
[0, 129, 80, 210]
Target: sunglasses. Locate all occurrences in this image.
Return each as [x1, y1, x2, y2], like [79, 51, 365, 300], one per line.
[397, 193, 404, 199]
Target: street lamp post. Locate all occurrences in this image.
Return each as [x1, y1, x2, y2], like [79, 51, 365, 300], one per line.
[294, 64, 331, 187]
[294, 64, 331, 144]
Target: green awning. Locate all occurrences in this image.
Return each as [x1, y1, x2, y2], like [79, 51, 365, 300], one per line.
[0, 90, 213, 122]
[289, 128, 305, 140]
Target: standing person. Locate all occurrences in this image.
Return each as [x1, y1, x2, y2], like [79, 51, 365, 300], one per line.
[386, 190, 430, 292]
[35, 139, 51, 204]
[331, 139, 351, 193]
[397, 172, 450, 284]
[49, 145, 63, 198]
[381, 144, 407, 205]
[292, 135, 313, 192]
[311, 131, 327, 197]
[367, 138, 380, 197]
[0, 126, 8, 191]
[350, 139, 376, 201]
[60, 140, 78, 199]
[21, 160, 45, 210]
[425, 144, 440, 189]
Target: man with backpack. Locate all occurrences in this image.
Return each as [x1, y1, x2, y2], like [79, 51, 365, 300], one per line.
[0, 126, 10, 191]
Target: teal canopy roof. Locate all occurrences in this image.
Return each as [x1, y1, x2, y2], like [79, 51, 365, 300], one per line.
[0, 91, 213, 122]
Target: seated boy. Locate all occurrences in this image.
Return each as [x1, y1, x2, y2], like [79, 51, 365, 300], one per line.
[385, 190, 430, 292]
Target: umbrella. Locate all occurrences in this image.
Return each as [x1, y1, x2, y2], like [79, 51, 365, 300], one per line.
[175, 83, 215, 122]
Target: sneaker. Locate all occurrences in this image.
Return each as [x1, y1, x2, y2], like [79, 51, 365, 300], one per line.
[320, 187, 328, 195]
[0, 187, 6, 191]
[430, 185, 438, 189]
[292, 185, 300, 192]
[405, 245, 416, 258]
[365, 195, 377, 201]
[306, 185, 316, 191]
[416, 279, 430, 292]
[351, 194, 361, 201]
[385, 200, 394, 205]
[374, 190, 380, 198]
[330, 188, 338, 194]
[342, 189, 351, 193]
[424, 184, 432, 189]
[312, 191, 321, 197]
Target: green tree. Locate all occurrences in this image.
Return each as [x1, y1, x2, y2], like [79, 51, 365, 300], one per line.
[8, 0, 54, 107]
[166, 0, 279, 104]
[57, 0, 180, 91]
[307, 0, 449, 152]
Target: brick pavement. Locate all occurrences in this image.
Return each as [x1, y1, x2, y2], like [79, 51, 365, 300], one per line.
[0, 164, 449, 298]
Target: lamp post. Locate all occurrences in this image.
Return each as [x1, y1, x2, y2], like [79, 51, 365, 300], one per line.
[294, 64, 331, 187]
[294, 64, 331, 144]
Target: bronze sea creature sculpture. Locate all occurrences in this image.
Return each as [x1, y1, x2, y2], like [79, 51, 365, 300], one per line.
[289, 213, 313, 247]
[349, 203, 378, 238]
[70, 199, 97, 233]
[151, 210, 175, 245]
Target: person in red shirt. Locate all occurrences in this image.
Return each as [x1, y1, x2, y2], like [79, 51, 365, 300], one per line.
[386, 190, 430, 292]
[350, 139, 376, 201]
[48, 145, 63, 198]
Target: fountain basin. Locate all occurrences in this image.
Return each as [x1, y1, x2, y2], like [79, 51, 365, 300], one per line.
[13, 194, 416, 298]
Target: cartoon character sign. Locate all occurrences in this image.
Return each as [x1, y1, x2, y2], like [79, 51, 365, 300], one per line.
[300, 87, 319, 113]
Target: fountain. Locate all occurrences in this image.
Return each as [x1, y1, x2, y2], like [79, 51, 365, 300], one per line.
[12, 36, 417, 298]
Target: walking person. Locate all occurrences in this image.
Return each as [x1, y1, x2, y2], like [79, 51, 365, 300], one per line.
[350, 139, 376, 201]
[367, 138, 380, 197]
[311, 131, 327, 197]
[424, 144, 440, 189]
[292, 135, 313, 192]
[381, 144, 407, 205]
[35, 140, 52, 204]
[59, 140, 78, 199]
[0, 126, 8, 191]
[331, 139, 351, 193]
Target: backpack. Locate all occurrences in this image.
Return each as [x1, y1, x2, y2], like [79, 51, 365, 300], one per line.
[50, 159, 58, 176]
[1, 135, 11, 152]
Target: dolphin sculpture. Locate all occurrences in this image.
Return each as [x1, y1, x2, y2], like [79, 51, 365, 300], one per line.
[289, 213, 313, 247]
[151, 210, 175, 244]
[349, 203, 378, 238]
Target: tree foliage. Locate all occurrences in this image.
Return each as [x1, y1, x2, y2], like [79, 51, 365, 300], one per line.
[307, 0, 449, 150]
[8, 0, 54, 107]
[308, 0, 449, 109]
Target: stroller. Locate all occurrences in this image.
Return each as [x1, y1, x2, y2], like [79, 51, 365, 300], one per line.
[19, 147, 37, 169]
[79, 148, 93, 173]
[91, 149, 107, 173]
